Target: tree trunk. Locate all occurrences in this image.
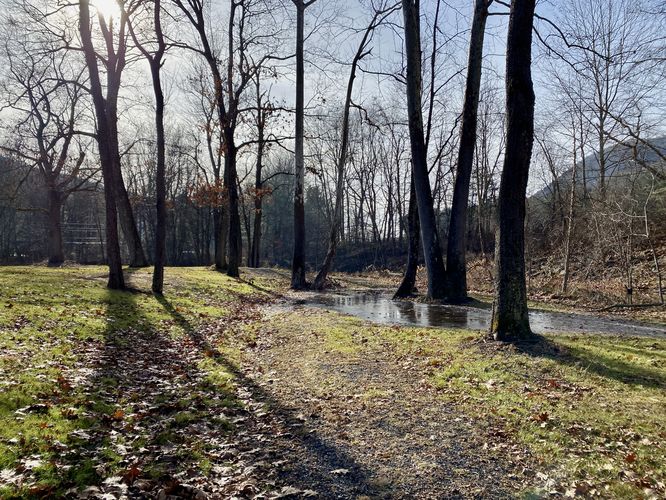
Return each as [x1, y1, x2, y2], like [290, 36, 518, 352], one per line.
[78, 0, 124, 289]
[446, 0, 489, 303]
[561, 130, 577, 294]
[394, 175, 420, 298]
[250, 194, 262, 267]
[214, 206, 228, 270]
[291, 2, 307, 289]
[105, 54, 148, 267]
[150, 61, 166, 293]
[107, 91, 147, 268]
[402, 0, 447, 300]
[490, 0, 536, 341]
[225, 128, 241, 278]
[47, 188, 65, 266]
[312, 143, 344, 288]
[250, 147, 264, 268]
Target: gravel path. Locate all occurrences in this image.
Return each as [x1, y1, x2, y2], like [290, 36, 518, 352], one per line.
[240, 304, 530, 498]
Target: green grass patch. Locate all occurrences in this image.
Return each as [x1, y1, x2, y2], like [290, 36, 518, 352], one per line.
[274, 306, 666, 497]
[0, 265, 272, 497]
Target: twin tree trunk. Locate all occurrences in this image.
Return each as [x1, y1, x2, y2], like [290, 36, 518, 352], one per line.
[107, 72, 147, 269]
[112, 142, 148, 267]
[446, 0, 489, 303]
[402, 0, 447, 300]
[490, 0, 536, 341]
[78, 0, 124, 289]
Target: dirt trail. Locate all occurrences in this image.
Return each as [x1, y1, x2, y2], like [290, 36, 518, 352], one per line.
[240, 303, 530, 498]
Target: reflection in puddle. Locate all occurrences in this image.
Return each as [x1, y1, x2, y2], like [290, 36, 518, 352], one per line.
[309, 293, 666, 338]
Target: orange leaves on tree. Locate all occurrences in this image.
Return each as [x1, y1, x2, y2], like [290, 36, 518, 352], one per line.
[187, 178, 228, 208]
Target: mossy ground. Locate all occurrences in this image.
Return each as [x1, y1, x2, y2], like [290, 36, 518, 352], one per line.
[1, 265, 664, 498]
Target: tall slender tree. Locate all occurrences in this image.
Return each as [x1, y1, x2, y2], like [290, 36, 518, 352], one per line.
[490, 0, 536, 341]
[290, 0, 318, 289]
[173, 0, 271, 278]
[313, 2, 400, 290]
[95, 3, 148, 267]
[401, 0, 447, 300]
[126, 0, 167, 293]
[446, 0, 491, 302]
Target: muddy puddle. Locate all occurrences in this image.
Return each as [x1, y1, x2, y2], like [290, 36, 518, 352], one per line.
[305, 292, 666, 338]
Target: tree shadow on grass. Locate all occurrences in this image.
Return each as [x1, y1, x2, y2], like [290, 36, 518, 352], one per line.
[237, 277, 285, 298]
[154, 294, 380, 498]
[513, 334, 666, 389]
[38, 283, 248, 498]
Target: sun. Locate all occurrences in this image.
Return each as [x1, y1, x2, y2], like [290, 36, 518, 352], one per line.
[91, 0, 122, 21]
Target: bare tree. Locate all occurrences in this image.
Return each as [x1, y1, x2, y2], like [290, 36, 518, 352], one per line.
[446, 0, 492, 302]
[290, 0, 318, 289]
[553, 0, 664, 201]
[126, 0, 167, 292]
[313, 1, 400, 290]
[78, 0, 125, 288]
[245, 74, 292, 268]
[0, 45, 95, 266]
[490, 0, 536, 341]
[173, 0, 282, 278]
[401, 0, 447, 300]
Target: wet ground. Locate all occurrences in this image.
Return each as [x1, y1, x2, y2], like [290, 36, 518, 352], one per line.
[305, 292, 666, 338]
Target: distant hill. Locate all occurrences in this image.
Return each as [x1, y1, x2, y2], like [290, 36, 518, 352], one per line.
[534, 136, 666, 200]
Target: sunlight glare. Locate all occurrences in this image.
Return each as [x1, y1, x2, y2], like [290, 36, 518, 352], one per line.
[92, 0, 122, 21]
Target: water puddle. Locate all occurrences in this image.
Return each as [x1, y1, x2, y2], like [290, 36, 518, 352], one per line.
[307, 292, 666, 338]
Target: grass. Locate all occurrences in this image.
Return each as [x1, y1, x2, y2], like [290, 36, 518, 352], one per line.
[265, 305, 666, 497]
[1, 265, 664, 497]
[0, 265, 274, 498]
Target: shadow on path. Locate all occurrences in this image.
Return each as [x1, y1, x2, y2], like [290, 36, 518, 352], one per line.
[155, 294, 380, 498]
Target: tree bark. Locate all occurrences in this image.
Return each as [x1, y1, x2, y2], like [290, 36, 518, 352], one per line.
[78, 0, 124, 289]
[214, 206, 228, 270]
[402, 0, 447, 300]
[490, 0, 536, 341]
[250, 100, 265, 268]
[291, 1, 308, 289]
[224, 127, 241, 278]
[109, 110, 148, 268]
[105, 45, 147, 269]
[47, 188, 65, 266]
[394, 175, 420, 298]
[147, 1, 167, 294]
[446, 0, 490, 302]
